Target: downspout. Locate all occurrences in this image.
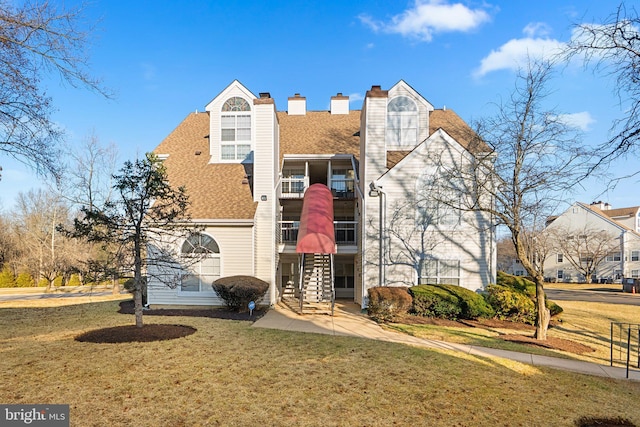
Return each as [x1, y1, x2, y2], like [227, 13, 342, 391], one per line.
[369, 182, 386, 287]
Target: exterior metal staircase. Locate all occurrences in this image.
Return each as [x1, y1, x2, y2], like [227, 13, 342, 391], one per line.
[299, 253, 334, 315]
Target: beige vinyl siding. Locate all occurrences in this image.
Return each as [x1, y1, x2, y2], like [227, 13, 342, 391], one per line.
[147, 225, 254, 307]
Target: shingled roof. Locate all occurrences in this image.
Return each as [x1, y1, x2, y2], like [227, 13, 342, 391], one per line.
[277, 110, 361, 160]
[154, 107, 484, 220]
[154, 112, 257, 220]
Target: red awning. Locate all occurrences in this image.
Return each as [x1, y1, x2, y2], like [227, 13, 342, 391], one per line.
[296, 183, 336, 254]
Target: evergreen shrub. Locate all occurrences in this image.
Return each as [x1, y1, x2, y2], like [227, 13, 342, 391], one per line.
[67, 274, 82, 287]
[15, 272, 35, 287]
[410, 284, 494, 320]
[0, 267, 16, 288]
[212, 275, 269, 311]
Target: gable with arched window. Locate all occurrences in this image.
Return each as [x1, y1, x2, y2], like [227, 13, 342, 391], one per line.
[220, 96, 252, 161]
[180, 233, 221, 292]
[387, 96, 418, 148]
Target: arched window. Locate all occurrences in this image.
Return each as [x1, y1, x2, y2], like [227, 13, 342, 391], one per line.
[387, 96, 418, 147]
[180, 233, 221, 292]
[220, 97, 252, 161]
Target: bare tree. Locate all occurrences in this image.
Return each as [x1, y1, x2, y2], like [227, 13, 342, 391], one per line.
[375, 197, 449, 287]
[547, 225, 619, 283]
[496, 235, 517, 272]
[12, 189, 79, 288]
[59, 131, 118, 212]
[436, 61, 594, 340]
[564, 2, 640, 173]
[0, 0, 109, 179]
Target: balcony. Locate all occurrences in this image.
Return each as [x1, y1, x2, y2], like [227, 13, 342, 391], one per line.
[280, 178, 356, 199]
[281, 177, 307, 199]
[278, 221, 357, 246]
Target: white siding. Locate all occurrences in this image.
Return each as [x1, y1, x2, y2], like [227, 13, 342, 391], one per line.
[147, 225, 255, 307]
[253, 100, 278, 304]
[544, 203, 640, 282]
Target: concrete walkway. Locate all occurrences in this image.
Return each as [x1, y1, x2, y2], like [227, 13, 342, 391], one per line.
[253, 301, 640, 381]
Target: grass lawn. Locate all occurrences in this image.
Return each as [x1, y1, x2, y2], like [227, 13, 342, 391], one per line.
[387, 299, 640, 365]
[1, 299, 640, 426]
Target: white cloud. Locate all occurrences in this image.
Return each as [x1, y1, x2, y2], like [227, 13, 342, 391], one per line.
[523, 22, 551, 38]
[348, 93, 364, 104]
[474, 36, 564, 77]
[555, 112, 595, 131]
[359, 0, 491, 42]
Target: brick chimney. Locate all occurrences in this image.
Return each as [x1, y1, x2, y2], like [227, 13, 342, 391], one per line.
[288, 93, 306, 115]
[330, 93, 349, 115]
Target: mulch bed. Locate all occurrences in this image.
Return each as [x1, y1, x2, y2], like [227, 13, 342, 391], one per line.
[74, 301, 266, 344]
[392, 314, 595, 354]
[75, 324, 197, 343]
[117, 300, 267, 321]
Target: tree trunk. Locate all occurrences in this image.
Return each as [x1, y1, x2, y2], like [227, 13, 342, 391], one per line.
[134, 282, 143, 328]
[533, 278, 550, 340]
[133, 235, 144, 328]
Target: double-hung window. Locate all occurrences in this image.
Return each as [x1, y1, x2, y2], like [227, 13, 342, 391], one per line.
[221, 97, 251, 161]
[631, 251, 639, 262]
[419, 259, 460, 285]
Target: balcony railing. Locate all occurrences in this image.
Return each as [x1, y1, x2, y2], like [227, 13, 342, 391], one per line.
[281, 177, 306, 199]
[278, 221, 357, 245]
[280, 177, 356, 199]
[330, 179, 355, 198]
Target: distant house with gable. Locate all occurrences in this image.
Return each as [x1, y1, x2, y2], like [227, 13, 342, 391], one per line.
[543, 201, 640, 283]
[146, 80, 497, 311]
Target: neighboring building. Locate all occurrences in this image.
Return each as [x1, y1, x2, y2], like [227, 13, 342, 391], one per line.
[543, 201, 640, 283]
[146, 80, 497, 309]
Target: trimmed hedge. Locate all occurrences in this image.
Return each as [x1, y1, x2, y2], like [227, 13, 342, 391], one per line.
[486, 284, 536, 324]
[409, 284, 494, 320]
[367, 286, 412, 322]
[489, 272, 563, 324]
[212, 275, 269, 312]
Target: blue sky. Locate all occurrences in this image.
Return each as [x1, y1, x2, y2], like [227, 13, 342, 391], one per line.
[0, 0, 636, 210]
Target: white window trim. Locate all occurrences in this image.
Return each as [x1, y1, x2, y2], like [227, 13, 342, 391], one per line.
[418, 259, 461, 286]
[386, 96, 418, 148]
[219, 97, 253, 163]
[178, 233, 222, 294]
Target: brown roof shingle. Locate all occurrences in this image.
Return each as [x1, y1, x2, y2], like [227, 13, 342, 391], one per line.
[429, 109, 490, 153]
[277, 110, 361, 160]
[154, 112, 257, 220]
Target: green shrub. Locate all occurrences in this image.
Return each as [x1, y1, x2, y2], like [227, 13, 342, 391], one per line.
[367, 286, 412, 322]
[37, 278, 49, 287]
[494, 272, 563, 322]
[410, 284, 494, 320]
[496, 271, 536, 297]
[410, 285, 461, 319]
[0, 267, 16, 288]
[67, 274, 82, 287]
[486, 284, 536, 324]
[15, 272, 35, 287]
[212, 275, 269, 311]
[53, 276, 64, 287]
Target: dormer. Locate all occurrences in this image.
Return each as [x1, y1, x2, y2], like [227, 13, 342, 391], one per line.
[205, 80, 257, 163]
[385, 80, 434, 150]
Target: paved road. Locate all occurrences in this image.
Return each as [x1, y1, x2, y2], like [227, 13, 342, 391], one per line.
[546, 288, 640, 306]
